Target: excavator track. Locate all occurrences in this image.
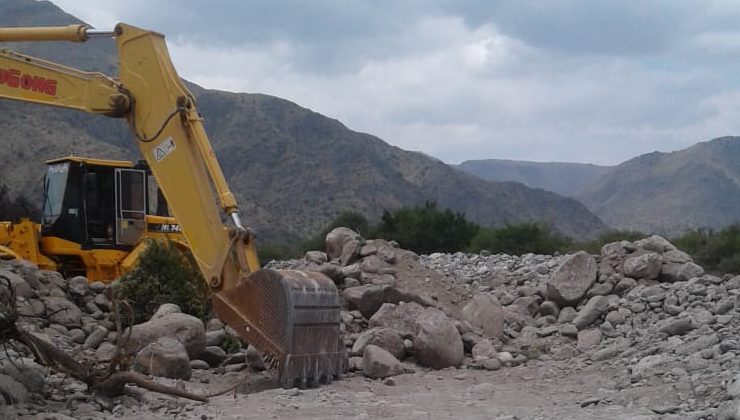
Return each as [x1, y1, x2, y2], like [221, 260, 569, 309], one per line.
[212, 269, 346, 388]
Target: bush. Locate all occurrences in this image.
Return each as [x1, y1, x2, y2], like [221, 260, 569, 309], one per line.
[469, 223, 572, 255]
[370, 202, 479, 254]
[257, 241, 301, 264]
[117, 239, 210, 324]
[672, 224, 740, 274]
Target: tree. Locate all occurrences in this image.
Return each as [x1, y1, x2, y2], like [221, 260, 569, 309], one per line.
[469, 223, 572, 255]
[117, 239, 210, 323]
[371, 202, 479, 254]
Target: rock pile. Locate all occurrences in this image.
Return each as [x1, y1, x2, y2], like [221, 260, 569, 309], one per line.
[0, 259, 248, 418]
[1, 226, 738, 418]
[419, 235, 740, 415]
[271, 229, 740, 415]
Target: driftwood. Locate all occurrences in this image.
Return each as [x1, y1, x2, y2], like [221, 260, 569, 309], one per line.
[0, 276, 207, 403]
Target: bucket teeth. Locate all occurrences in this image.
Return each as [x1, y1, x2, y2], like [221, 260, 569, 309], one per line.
[212, 268, 346, 388]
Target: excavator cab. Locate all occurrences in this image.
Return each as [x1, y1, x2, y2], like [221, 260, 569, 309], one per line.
[39, 156, 172, 277]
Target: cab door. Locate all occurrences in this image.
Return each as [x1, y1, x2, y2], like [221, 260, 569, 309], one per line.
[114, 168, 147, 246]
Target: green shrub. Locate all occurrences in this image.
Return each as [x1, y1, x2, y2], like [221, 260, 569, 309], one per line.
[370, 202, 479, 254]
[257, 241, 301, 264]
[220, 335, 243, 354]
[118, 239, 210, 324]
[672, 224, 740, 274]
[469, 223, 572, 255]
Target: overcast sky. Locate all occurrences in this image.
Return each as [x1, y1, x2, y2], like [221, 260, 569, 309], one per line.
[50, 0, 740, 165]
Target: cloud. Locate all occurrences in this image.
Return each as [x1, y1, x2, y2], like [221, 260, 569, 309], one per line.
[48, 0, 740, 165]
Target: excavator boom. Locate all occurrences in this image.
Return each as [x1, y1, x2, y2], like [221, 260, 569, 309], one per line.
[0, 23, 344, 387]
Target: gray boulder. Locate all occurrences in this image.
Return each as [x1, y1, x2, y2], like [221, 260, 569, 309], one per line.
[352, 327, 405, 360]
[622, 252, 662, 280]
[43, 297, 82, 328]
[546, 251, 597, 306]
[362, 345, 403, 379]
[369, 302, 425, 338]
[414, 307, 464, 369]
[304, 251, 328, 265]
[573, 296, 609, 330]
[150, 303, 182, 320]
[461, 293, 505, 340]
[659, 318, 695, 336]
[67, 276, 89, 296]
[83, 326, 108, 350]
[199, 346, 227, 367]
[0, 358, 45, 394]
[133, 337, 191, 380]
[326, 227, 364, 260]
[126, 313, 205, 358]
[0, 268, 32, 299]
[661, 262, 705, 283]
[635, 235, 674, 253]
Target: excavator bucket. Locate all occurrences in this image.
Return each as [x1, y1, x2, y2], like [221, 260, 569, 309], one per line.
[212, 269, 345, 388]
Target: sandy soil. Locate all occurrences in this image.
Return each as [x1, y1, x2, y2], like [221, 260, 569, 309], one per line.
[113, 360, 714, 420]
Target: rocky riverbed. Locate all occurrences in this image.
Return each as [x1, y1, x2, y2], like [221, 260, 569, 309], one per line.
[0, 229, 739, 419]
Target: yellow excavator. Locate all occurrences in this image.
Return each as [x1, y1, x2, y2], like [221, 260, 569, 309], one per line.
[0, 23, 344, 387]
[1, 155, 188, 281]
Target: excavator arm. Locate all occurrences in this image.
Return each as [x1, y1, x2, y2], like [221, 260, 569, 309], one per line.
[0, 23, 343, 387]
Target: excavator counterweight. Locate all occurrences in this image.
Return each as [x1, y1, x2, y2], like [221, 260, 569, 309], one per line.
[0, 23, 345, 386]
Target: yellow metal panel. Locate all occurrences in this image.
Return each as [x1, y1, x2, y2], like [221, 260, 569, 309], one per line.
[0, 244, 20, 260]
[115, 23, 243, 287]
[45, 156, 135, 168]
[0, 49, 129, 116]
[0, 25, 88, 42]
[1, 220, 56, 270]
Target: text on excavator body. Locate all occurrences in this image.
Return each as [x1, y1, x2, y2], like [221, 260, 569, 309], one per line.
[0, 68, 57, 96]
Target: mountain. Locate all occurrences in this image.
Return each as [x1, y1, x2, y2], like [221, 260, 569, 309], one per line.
[455, 159, 613, 197]
[576, 136, 740, 236]
[0, 0, 607, 242]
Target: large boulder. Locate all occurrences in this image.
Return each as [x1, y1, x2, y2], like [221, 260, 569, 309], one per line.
[461, 293, 505, 340]
[414, 307, 464, 369]
[351, 327, 405, 360]
[546, 251, 597, 307]
[362, 345, 403, 379]
[199, 346, 228, 367]
[149, 303, 182, 320]
[43, 297, 82, 328]
[0, 268, 32, 299]
[573, 296, 609, 330]
[325, 228, 364, 260]
[133, 337, 191, 380]
[0, 358, 45, 394]
[126, 313, 205, 359]
[67, 276, 89, 297]
[369, 302, 425, 338]
[622, 252, 662, 280]
[660, 262, 704, 283]
[635, 235, 674, 253]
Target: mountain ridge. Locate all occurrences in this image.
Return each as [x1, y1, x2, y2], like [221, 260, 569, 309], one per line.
[0, 0, 607, 242]
[576, 136, 740, 236]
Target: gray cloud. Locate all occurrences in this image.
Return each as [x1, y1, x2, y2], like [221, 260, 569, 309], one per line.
[49, 0, 740, 165]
